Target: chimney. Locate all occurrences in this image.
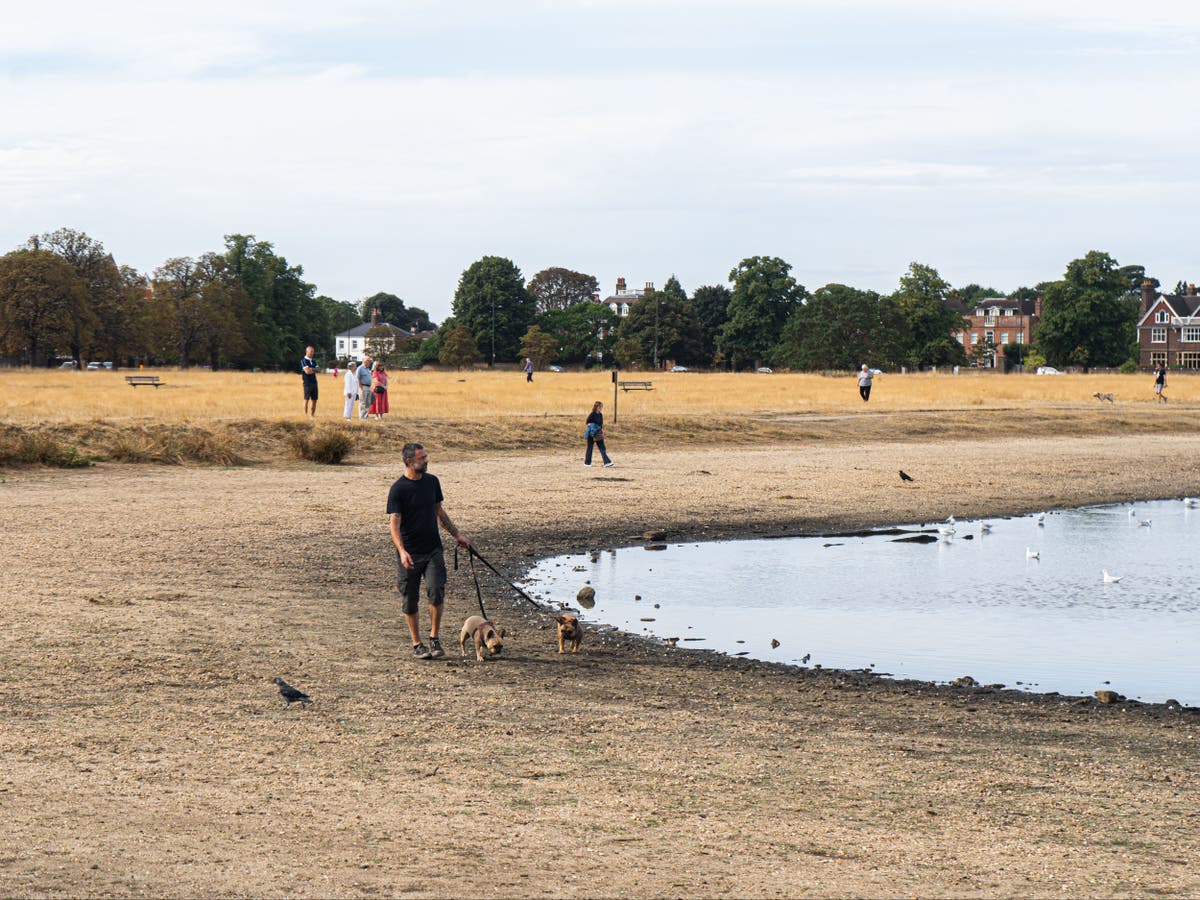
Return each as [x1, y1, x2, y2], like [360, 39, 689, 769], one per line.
[1140, 280, 1156, 318]
[371, 308, 380, 327]
[1190, 283, 1197, 296]
[644, 281, 654, 294]
[1034, 296, 1042, 319]
[616, 277, 626, 293]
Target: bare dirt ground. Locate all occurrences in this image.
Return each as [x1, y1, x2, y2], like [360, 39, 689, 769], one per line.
[3, 417, 1200, 898]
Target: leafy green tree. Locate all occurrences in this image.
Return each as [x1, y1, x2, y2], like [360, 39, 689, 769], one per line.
[419, 317, 455, 364]
[537, 301, 618, 364]
[451, 256, 534, 366]
[152, 256, 230, 368]
[613, 337, 642, 370]
[356, 291, 433, 333]
[775, 284, 908, 371]
[518, 325, 558, 368]
[953, 283, 1002, 305]
[223, 234, 321, 369]
[0, 249, 86, 365]
[718, 257, 806, 369]
[1008, 286, 1041, 302]
[1034, 251, 1138, 370]
[527, 267, 599, 314]
[617, 276, 704, 368]
[322, 295, 361, 339]
[691, 284, 732, 364]
[439, 321, 483, 369]
[892, 262, 967, 369]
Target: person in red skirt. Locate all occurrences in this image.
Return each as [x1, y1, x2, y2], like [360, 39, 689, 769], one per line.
[369, 363, 390, 419]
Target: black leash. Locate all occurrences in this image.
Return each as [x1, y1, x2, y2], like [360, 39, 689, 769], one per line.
[453, 545, 489, 619]
[454, 544, 544, 612]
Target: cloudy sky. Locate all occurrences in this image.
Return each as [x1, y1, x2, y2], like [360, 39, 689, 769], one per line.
[3, 0, 1198, 319]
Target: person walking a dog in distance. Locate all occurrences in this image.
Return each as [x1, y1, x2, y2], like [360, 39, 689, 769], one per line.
[524, 357, 534, 382]
[584, 400, 614, 467]
[357, 354, 374, 420]
[342, 361, 360, 420]
[301, 346, 319, 417]
[388, 443, 471, 660]
[1155, 362, 1168, 403]
[857, 364, 874, 402]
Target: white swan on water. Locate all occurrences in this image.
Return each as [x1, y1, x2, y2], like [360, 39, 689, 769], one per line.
[1103, 569, 1122, 584]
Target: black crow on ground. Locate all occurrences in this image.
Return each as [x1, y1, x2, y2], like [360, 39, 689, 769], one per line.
[273, 677, 312, 707]
[899, 470, 914, 482]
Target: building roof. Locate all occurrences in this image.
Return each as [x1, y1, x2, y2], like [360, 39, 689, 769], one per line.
[335, 321, 414, 339]
[967, 297, 1039, 316]
[1137, 293, 1200, 327]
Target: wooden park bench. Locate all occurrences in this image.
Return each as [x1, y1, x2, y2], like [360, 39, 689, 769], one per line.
[617, 380, 653, 392]
[124, 375, 163, 388]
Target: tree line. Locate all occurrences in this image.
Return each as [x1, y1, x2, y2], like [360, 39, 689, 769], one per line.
[0, 226, 1159, 372]
[435, 251, 1158, 372]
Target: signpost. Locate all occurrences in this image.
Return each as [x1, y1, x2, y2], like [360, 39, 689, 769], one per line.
[612, 370, 618, 423]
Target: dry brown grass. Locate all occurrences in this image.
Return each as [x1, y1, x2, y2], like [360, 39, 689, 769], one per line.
[2, 366, 1196, 467]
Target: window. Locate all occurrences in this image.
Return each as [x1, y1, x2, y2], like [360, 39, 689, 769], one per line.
[1016, 332, 1024, 344]
[1151, 327, 1167, 343]
[985, 330, 994, 344]
[337, 339, 345, 350]
[956, 332, 964, 344]
[1005, 308, 1015, 316]
[1184, 326, 1200, 342]
[1155, 310, 1169, 323]
[1182, 352, 1200, 369]
[1001, 333, 1009, 344]
[974, 308, 983, 317]
[1151, 351, 1166, 367]
[970, 332, 979, 345]
[351, 339, 359, 350]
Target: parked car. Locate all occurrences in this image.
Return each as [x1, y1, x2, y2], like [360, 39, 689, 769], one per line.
[58, 360, 77, 369]
[669, 365, 689, 373]
[86, 361, 102, 370]
[1036, 366, 1062, 375]
[869, 368, 884, 375]
[756, 367, 773, 374]
[547, 365, 563, 372]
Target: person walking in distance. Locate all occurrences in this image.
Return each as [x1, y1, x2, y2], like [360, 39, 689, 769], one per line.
[1155, 362, 1168, 403]
[584, 400, 613, 467]
[342, 361, 360, 420]
[524, 357, 534, 383]
[387, 443, 471, 660]
[857, 364, 874, 402]
[357, 354, 374, 420]
[301, 346, 319, 417]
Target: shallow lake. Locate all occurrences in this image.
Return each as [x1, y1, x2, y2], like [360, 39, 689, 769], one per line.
[520, 499, 1200, 706]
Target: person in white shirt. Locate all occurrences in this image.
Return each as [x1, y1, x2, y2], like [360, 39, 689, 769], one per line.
[857, 364, 874, 402]
[343, 361, 361, 419]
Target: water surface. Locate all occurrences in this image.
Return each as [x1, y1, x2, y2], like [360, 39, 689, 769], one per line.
[521, 499, 1200, 705]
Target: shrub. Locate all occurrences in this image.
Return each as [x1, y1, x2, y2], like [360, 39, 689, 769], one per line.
[289, 425, 355, 464]
[1119, 359, 1138, 374]
[0, 432, 91, 468]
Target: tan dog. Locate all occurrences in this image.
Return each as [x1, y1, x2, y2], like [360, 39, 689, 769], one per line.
[1093, 391, 1115, 403]
[459, 615, 504, 662]
[555, 614, 582, 653]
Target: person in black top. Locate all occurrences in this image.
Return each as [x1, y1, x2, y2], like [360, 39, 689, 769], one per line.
[1155, 363, 1167, 403]
[584, 400, 613, 467]
[301, 346, 318, 417]
[387, 442, 471, 660]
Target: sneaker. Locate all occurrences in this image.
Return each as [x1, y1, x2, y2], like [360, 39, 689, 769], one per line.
[583, 463, 593, 467]
[413, 642, 433, 660]
[603, 461, 615, 467]
[427, 637, 445, 659]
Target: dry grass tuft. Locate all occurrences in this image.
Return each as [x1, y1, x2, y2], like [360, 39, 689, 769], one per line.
[0, 430, 92, 468]
[287, 424, 356, 464]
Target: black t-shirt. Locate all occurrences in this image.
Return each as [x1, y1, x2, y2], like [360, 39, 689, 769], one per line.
[301, 357, 317, 385]
[386, 474, 444, 554]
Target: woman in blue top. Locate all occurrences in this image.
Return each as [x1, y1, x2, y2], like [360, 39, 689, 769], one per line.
[584, 401, 613, 467]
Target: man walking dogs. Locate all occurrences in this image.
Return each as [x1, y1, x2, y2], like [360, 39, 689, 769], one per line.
[388, 443, 471, 660]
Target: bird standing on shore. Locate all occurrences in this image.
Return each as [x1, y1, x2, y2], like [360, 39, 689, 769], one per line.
[273, 677, 312, 708]
[899, 470, 914, 482]
[1026, 547, 1040, 560]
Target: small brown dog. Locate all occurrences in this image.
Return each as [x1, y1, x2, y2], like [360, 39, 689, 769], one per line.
[555, 614, 583, 653]
[459, 615, 504, 662]
[1093, 391, 1115, 403]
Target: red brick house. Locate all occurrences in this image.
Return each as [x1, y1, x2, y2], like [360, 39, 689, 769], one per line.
[953, 297, 1041, 369]
[1136, 281, 1200, 370]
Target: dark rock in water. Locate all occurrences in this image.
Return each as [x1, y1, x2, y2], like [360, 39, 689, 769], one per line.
[893, 534, 939, 544]
[640, 617, 656, 622]
[770, 639, 780, 649]
[644, 544, 668, 551]
[576, 586, 596, 609]
[644, 529, 667, 541]
[951, 675, 978, 688]
[665, 637, 679, 647]
[961, 534, 974, 540]
[822, 542, 844, 548]
[1094, 690, 1123, 704]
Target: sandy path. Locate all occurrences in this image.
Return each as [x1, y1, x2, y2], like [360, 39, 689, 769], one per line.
[2, 431, 1199, 897]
